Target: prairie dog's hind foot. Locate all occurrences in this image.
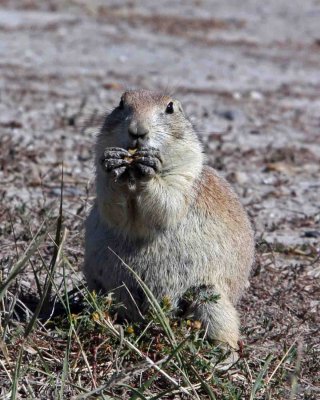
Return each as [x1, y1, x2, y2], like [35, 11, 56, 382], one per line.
[185, 288, 240, 350]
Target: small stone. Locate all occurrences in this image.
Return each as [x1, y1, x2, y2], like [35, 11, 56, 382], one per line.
[227, 171, 248, 185]
[233, 91, 242, 100]
[303, 231, 320, 238]
[250, 91, 264, 101]
[218, 110, 235, 121]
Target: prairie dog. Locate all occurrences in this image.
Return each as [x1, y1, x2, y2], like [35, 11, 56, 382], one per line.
[84, 90, 254, 349]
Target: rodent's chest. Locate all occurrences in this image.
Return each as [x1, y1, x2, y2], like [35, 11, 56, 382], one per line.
[112, 228, 198, 273]
[126, 197, 138, 221]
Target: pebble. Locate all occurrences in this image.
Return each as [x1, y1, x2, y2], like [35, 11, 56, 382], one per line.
[250, 91, 264, 101]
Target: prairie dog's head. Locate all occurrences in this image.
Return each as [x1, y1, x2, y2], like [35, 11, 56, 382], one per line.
[96, 90, 203, 170]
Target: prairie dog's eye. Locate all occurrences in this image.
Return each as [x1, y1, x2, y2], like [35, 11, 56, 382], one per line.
[165, 101, 174, 114]
[119, 98, 124, 110]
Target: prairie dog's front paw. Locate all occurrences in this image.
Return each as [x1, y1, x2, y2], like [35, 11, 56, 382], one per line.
[132, 147, 162, 177]
[101, 147, 130, 180]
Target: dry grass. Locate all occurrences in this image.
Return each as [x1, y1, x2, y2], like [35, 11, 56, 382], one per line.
[0, 180, 318, 399]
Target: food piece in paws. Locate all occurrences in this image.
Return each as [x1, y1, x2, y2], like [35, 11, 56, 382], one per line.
[124, 148, 138, 163]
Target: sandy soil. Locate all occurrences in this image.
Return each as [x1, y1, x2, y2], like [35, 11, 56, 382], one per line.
[0, 0, 319, 397]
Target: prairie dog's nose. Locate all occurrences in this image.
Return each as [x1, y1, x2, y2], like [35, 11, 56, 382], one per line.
[128, 120, 149, 138]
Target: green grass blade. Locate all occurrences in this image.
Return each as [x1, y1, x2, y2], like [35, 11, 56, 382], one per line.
[10, 345, 24, 400]
[59, 325, 72, 399]
[108, 247, 176, 346]
[43, 163, 64, 309]
[191, 365, 216, 400]
[249, 354, 273, 400]
[130, 336, 191, 400]
[119, 385, 148, 400]
[0, 219, 48, 301]
[24, 228, 67, 337]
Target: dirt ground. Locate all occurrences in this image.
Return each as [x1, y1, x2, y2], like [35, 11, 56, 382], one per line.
[0, 0, 319, 398]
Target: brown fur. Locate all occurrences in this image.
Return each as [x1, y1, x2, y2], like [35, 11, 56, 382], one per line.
[84, 90, 255, 350]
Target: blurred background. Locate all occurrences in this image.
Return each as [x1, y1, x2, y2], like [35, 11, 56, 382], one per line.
[0, 0, 319, 396]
